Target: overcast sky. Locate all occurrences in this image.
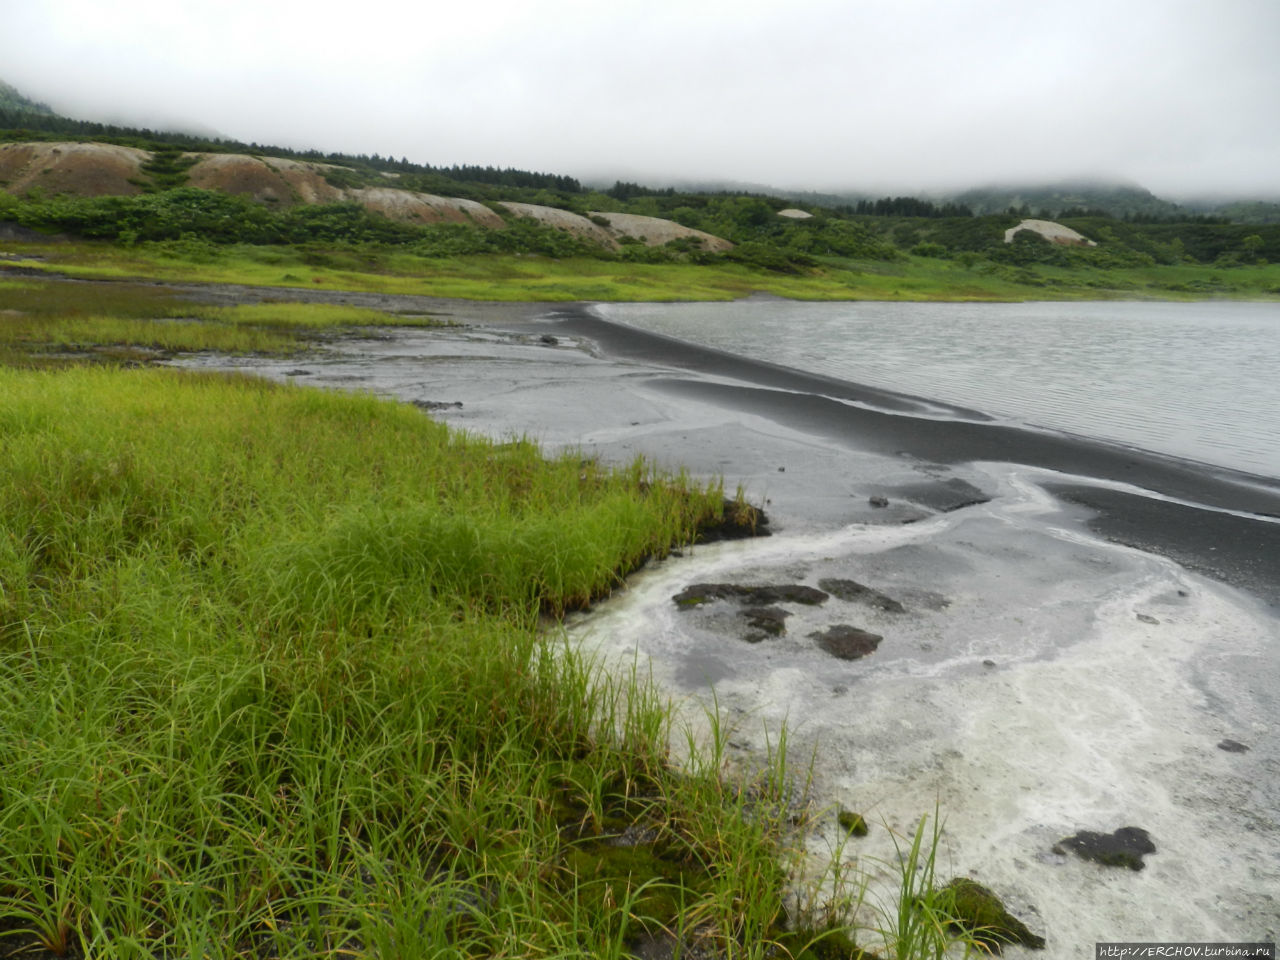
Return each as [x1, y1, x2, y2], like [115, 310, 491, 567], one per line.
[3, 0, 1277, 198]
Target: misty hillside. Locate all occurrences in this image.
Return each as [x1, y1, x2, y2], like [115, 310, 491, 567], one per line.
[951, 181, 1183, 219]
[0, 80, 55, 117]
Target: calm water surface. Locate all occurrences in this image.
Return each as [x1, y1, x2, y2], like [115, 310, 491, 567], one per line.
[598, 300, 1280, 479]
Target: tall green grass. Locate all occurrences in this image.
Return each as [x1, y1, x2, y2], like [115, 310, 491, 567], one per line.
[0, 366, 818, 957]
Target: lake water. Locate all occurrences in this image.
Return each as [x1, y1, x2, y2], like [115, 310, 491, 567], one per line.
[596, 299, 1280, 480]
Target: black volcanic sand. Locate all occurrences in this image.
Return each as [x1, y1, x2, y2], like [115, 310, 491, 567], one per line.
[543, 305, 1280, 608]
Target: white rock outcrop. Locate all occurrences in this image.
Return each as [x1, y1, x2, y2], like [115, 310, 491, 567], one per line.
[1004, 219, 1097, 246]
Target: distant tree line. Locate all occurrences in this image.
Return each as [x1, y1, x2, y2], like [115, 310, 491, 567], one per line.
[0, 109, 580, 194]
[605, 181, 678, 200]
[841, 196, 974, 218]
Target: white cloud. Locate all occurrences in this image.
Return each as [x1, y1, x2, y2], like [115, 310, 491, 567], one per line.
[3, 0, 1277, 195]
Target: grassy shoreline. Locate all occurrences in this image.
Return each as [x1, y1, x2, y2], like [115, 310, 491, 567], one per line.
[4, 288, 959, 957]
[4, 238, 1280, 303]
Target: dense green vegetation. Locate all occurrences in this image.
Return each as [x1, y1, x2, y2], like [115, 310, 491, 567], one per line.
[6, 183, 1279, 294]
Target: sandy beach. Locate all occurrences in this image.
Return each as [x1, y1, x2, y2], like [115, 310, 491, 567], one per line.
[173, 290, 1280, 954]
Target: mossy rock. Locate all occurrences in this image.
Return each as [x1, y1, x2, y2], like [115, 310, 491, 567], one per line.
[837, 810, 868, 837]
[672, 582, 828, 607]
[695, 497, 772, 542]
[774, 925, 870, 959]
[942, 878, 1045, 952]
[1054, 826, 1155, 871]
[742, 605, 790, 639]
[810, 625, 882, 661]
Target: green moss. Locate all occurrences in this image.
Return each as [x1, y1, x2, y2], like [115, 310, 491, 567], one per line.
[942, 878, 1045, 952]
[775, 925, 873, 959]
[837, 810, 869, 837]
[559, 838, 703, 928]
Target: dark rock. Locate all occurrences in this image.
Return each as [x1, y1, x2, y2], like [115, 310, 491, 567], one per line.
[818, 577, 906, 613]
[869, 495, 890, 508]
[672, 583, 828, 607]
[1218, 739, 1250, 753]
[982, 659, 997, 668]
[943, 878, 1046, 952]
[283, 368, 312, 376]
[695, 499, 771, 543]
[810, 625, 882, 660]
[837, 810, 868, 837]
[412, 399, 463, 411]
[1053, 826, 1155, 871]
[539, 334, 558, 345]
[741, 606, 790, 638]
[751, 584, 828, 605]
[1136, 613, 1159, 624]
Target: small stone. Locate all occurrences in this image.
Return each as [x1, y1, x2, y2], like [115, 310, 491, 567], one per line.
[1218, 739, 1250, 753]
[1136, 613, 1159, 624]
[539, 334, 558, 345]
[869, 495, 890, 508]
[778, 466, 786, 472]
[982, 659, 997, 668]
